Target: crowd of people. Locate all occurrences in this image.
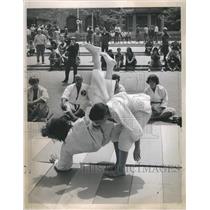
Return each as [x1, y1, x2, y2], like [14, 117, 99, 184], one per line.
[27, 22, 181, 72]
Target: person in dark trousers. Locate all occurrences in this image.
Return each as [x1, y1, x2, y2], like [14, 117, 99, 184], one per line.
[34, 28, 47, 64]
[62, 37, 79, 83]
[161, 27, 170, 66]
[86, 26, 94, 43]
[115, 47, 124, 71]
[101, 27, 110, 52]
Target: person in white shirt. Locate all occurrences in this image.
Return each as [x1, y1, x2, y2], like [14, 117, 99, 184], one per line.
[28, 76, 49, 121]
[144, 25, 149, 42]
[34, 28, 47, 64]
[144, 74, 181, 125]
[154, 25, 159, 43]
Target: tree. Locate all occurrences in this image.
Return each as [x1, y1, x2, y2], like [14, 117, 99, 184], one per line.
[160, 8, 181, 31]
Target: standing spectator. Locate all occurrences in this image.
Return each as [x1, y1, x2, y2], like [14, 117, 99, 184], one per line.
[28, 76, 49, 122]
[110, 30, 115, 43]
[114, 24, 121, 43]
[112, 74, 126, 94]
[121, 31, 126, 43]
[161, 27, 170, 65]
[143, 25, 149, 42]
[34, 28, 47, 64]
[136, 26, 141, 43]
[149, 26, 155, 42]
[49, 48, 61, 71]
[126, 31, 132, 43]
[125, 47, 137, 71]
[26, 27, 31, 44]
[93, 29, 101, 47]
[30, 24, 36, 40]
[64, 26, 68, 38]
[101, 27, 110, 52]
[115, 47, 124, 71]
[86, 26, 94, 43]
[62, 37, 79, 83]
[154, 25, 159, 43]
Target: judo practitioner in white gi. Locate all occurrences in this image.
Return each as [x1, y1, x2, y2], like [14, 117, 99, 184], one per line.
[61, 74, 90, 121]
[88, 52, 152, 177]
[41, 44, 117, 172]
[144, 74, 181, 126]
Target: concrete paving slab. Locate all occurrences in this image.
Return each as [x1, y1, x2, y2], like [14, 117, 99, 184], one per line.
[29, 167, 78, 204]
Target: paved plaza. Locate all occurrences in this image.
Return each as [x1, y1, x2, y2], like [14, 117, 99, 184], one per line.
[25, 42, 184, 207]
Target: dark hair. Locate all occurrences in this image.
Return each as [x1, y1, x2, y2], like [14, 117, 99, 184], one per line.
[152, 47, 159, 54]
[29, 76, 39, 85]
[89, 103, 109, 121]
[41, 115, 72, 142]
[112, 74, 120, 81]
[146, 74, 159, 85]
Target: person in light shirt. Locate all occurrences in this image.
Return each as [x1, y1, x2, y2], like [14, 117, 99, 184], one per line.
[34, 28, 47, 64]
[28, 76, 49, 121]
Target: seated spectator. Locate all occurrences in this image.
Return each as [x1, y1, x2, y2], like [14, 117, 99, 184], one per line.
[149, 47, 162, 71]
[27, 40, 35, 57]
[101, 49, 114, 70]
[28, 76, 49, 122]
[114, 47, 124, 71]
[125, 47, 137, 71]
[144, 74, 181, 126]
[61, 74, 90, 121]
[58, 37, 67, 56]
[166, 42, 181, 71]
[49, 48, 61, 70]
[145, 40, 153, 55]
[112, 74, 126, 94]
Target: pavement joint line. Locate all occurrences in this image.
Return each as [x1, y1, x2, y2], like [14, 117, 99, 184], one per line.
[79, 162, 182, 169]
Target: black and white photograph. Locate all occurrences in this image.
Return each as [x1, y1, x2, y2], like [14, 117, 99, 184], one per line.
[24, 1, 185, 209]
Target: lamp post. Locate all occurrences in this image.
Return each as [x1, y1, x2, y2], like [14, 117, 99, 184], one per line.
[77, 8, 80, 32]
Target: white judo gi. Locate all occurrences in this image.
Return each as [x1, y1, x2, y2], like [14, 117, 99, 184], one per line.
[107, 92, 152, 152]
[55, 117, 117, 171]
[55, 69, 117, 171]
